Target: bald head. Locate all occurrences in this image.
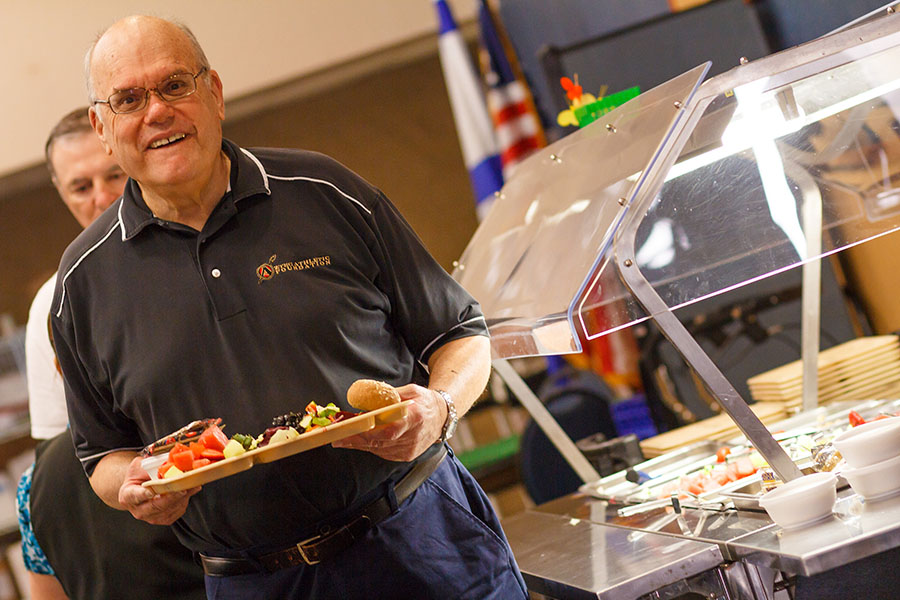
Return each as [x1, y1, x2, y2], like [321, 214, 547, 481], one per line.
[85, 16, 209, 101]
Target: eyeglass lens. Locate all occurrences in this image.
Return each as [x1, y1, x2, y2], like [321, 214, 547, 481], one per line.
[108, 72, 199, 114]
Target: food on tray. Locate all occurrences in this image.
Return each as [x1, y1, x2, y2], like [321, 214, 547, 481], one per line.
[141, 418, 224, 457]
[658, 455, 758, 498]
[156, 422, 229, 479]
[254, 426, 300, 448]
[250, 402, 359, 450]
[847, 409, 899, 427]
[271, 402, 356, 433]
[347, 379, 401, 411]
[146, 403, 362, 478]
[223, 439, 245, 458]
[144, 398, 379, 480]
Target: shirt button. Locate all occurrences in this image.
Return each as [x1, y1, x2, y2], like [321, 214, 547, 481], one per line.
[211, 268, 222, 278]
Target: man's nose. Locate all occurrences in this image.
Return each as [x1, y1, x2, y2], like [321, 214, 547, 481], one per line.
[143, 90, 174, 122]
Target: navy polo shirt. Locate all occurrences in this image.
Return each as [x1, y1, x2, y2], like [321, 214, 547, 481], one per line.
[50, 139, 487, 552]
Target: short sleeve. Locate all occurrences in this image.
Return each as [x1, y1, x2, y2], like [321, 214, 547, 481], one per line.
[25, 275, 69, 440]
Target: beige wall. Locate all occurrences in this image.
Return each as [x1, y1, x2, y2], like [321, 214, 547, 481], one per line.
[0, 0, 476, 178]
[0, 7, 482, 326]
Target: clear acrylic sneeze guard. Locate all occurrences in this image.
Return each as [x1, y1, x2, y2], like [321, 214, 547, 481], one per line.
[455, 13, 900, 361]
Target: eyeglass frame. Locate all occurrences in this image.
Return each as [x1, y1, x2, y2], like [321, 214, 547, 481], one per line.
[91, 66, 209, 114]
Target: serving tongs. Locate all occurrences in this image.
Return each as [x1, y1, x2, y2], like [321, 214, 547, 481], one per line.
[617, 491, 729, 517]
[623, 493, 731, 540]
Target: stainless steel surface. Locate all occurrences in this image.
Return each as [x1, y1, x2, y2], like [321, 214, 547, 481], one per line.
[727, 490, 900, 576]
[521, 460, 900, 579]
[509, 400, 900, 589]
[502, 509, 723, 600]
[492, 359, 600, 483]
[505, 420, 900, 595]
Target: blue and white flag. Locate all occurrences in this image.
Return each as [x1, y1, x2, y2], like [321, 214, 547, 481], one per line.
[434, 0, 503, 219]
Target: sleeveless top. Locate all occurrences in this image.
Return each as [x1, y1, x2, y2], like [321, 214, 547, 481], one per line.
[29, 433, 207, 599]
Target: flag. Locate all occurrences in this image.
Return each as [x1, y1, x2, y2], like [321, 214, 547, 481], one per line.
[434, 0, 503, 219]
[477, 0, 545, 192]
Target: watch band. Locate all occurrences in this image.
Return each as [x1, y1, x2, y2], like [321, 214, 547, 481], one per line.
[435, 389, 458, 442]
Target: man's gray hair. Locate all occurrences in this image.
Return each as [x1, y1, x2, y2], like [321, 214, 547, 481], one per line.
[84, 16, 211, 103]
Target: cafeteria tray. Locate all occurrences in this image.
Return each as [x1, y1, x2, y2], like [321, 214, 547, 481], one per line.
[580, 440, 731, 502]
[143, 401, 411, 493]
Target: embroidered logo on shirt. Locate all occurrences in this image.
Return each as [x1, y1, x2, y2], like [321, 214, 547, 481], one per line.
[256, 253, 331, 284]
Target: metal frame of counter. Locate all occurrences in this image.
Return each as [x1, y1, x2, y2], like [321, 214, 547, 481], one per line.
[505, 465, 900, 599]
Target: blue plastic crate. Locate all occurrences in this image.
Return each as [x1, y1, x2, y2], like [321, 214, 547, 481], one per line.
[611, 393, 657, 440]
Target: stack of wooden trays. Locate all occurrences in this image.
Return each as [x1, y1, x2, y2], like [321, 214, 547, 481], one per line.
[747, 335, 900, 407]
[639, 402, 788, 458]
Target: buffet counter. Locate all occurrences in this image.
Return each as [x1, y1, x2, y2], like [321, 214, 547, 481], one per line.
[504, 400, 900, 599]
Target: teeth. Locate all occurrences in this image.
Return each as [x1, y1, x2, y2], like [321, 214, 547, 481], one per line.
[149, 134, 186, 149]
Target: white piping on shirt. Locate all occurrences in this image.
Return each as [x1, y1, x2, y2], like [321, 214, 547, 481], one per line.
[117, 200, 127, 241]
[239, 148, 271, 194]
[55, 220, 122, 318]
[416, 316, 488, 371]
[267, 173, 372, 215]
[241, 148, 370, 215]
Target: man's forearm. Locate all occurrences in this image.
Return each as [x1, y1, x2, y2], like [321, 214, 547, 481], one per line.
[426, 334, 491, 419]
[89, 450, 139, 510]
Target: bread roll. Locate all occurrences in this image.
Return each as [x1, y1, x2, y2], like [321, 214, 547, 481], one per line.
[347, 379, 401, 411]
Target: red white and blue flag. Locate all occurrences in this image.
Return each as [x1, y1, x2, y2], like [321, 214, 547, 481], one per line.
[476, 0, 544, 188]
[434, 0, 503, 220]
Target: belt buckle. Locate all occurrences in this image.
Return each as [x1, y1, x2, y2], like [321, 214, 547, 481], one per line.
[295, 533, 324, 565]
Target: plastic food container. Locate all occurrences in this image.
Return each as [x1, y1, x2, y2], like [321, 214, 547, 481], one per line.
[832, 417, 900, 469]
[758, 472, 837, 529]
[842, 453, 900, 501]
[140, 452, 170, 480]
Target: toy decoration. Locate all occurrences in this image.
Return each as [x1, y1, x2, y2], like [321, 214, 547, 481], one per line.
[557, 74, 641, 128]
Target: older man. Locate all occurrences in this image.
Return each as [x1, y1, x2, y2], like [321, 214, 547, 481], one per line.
[52, 15, 527, 599]
[20, 108, 206, 599]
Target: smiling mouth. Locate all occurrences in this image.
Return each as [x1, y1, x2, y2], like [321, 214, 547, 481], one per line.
[149, 133, 187, 149]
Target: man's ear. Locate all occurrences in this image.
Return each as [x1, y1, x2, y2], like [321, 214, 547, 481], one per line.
[209, 69, 225, 121]
[88, 106, 113, 155]
[50, 175, 64, 199]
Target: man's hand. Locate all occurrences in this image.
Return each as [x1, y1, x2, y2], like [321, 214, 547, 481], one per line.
[117, 455, 200, 525]
[332, 384, 445, 462]
[332, 335, 490, 462]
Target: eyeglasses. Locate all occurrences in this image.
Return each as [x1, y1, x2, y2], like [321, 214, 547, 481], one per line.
[92, 67, 208, 114]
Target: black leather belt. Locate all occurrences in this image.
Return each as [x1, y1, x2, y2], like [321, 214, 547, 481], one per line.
[200, 445, 447, 577]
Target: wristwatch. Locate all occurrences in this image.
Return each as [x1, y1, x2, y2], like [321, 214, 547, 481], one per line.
[436, 389, 458, 442]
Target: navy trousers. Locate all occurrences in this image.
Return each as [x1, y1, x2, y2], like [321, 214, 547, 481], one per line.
[204, 452, 529, 599]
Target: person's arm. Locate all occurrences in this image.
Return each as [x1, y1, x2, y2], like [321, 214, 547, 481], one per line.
[424, 334, 491, 418]
[333, 335, 491, 461]
[90, 451, 200, 525]
[28, 572, 69, 600]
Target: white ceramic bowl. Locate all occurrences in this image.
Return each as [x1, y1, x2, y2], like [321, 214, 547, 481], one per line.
[758, 472, 837, 529]
[842, 453, 900, 501]
[832, 417, 900, 469]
